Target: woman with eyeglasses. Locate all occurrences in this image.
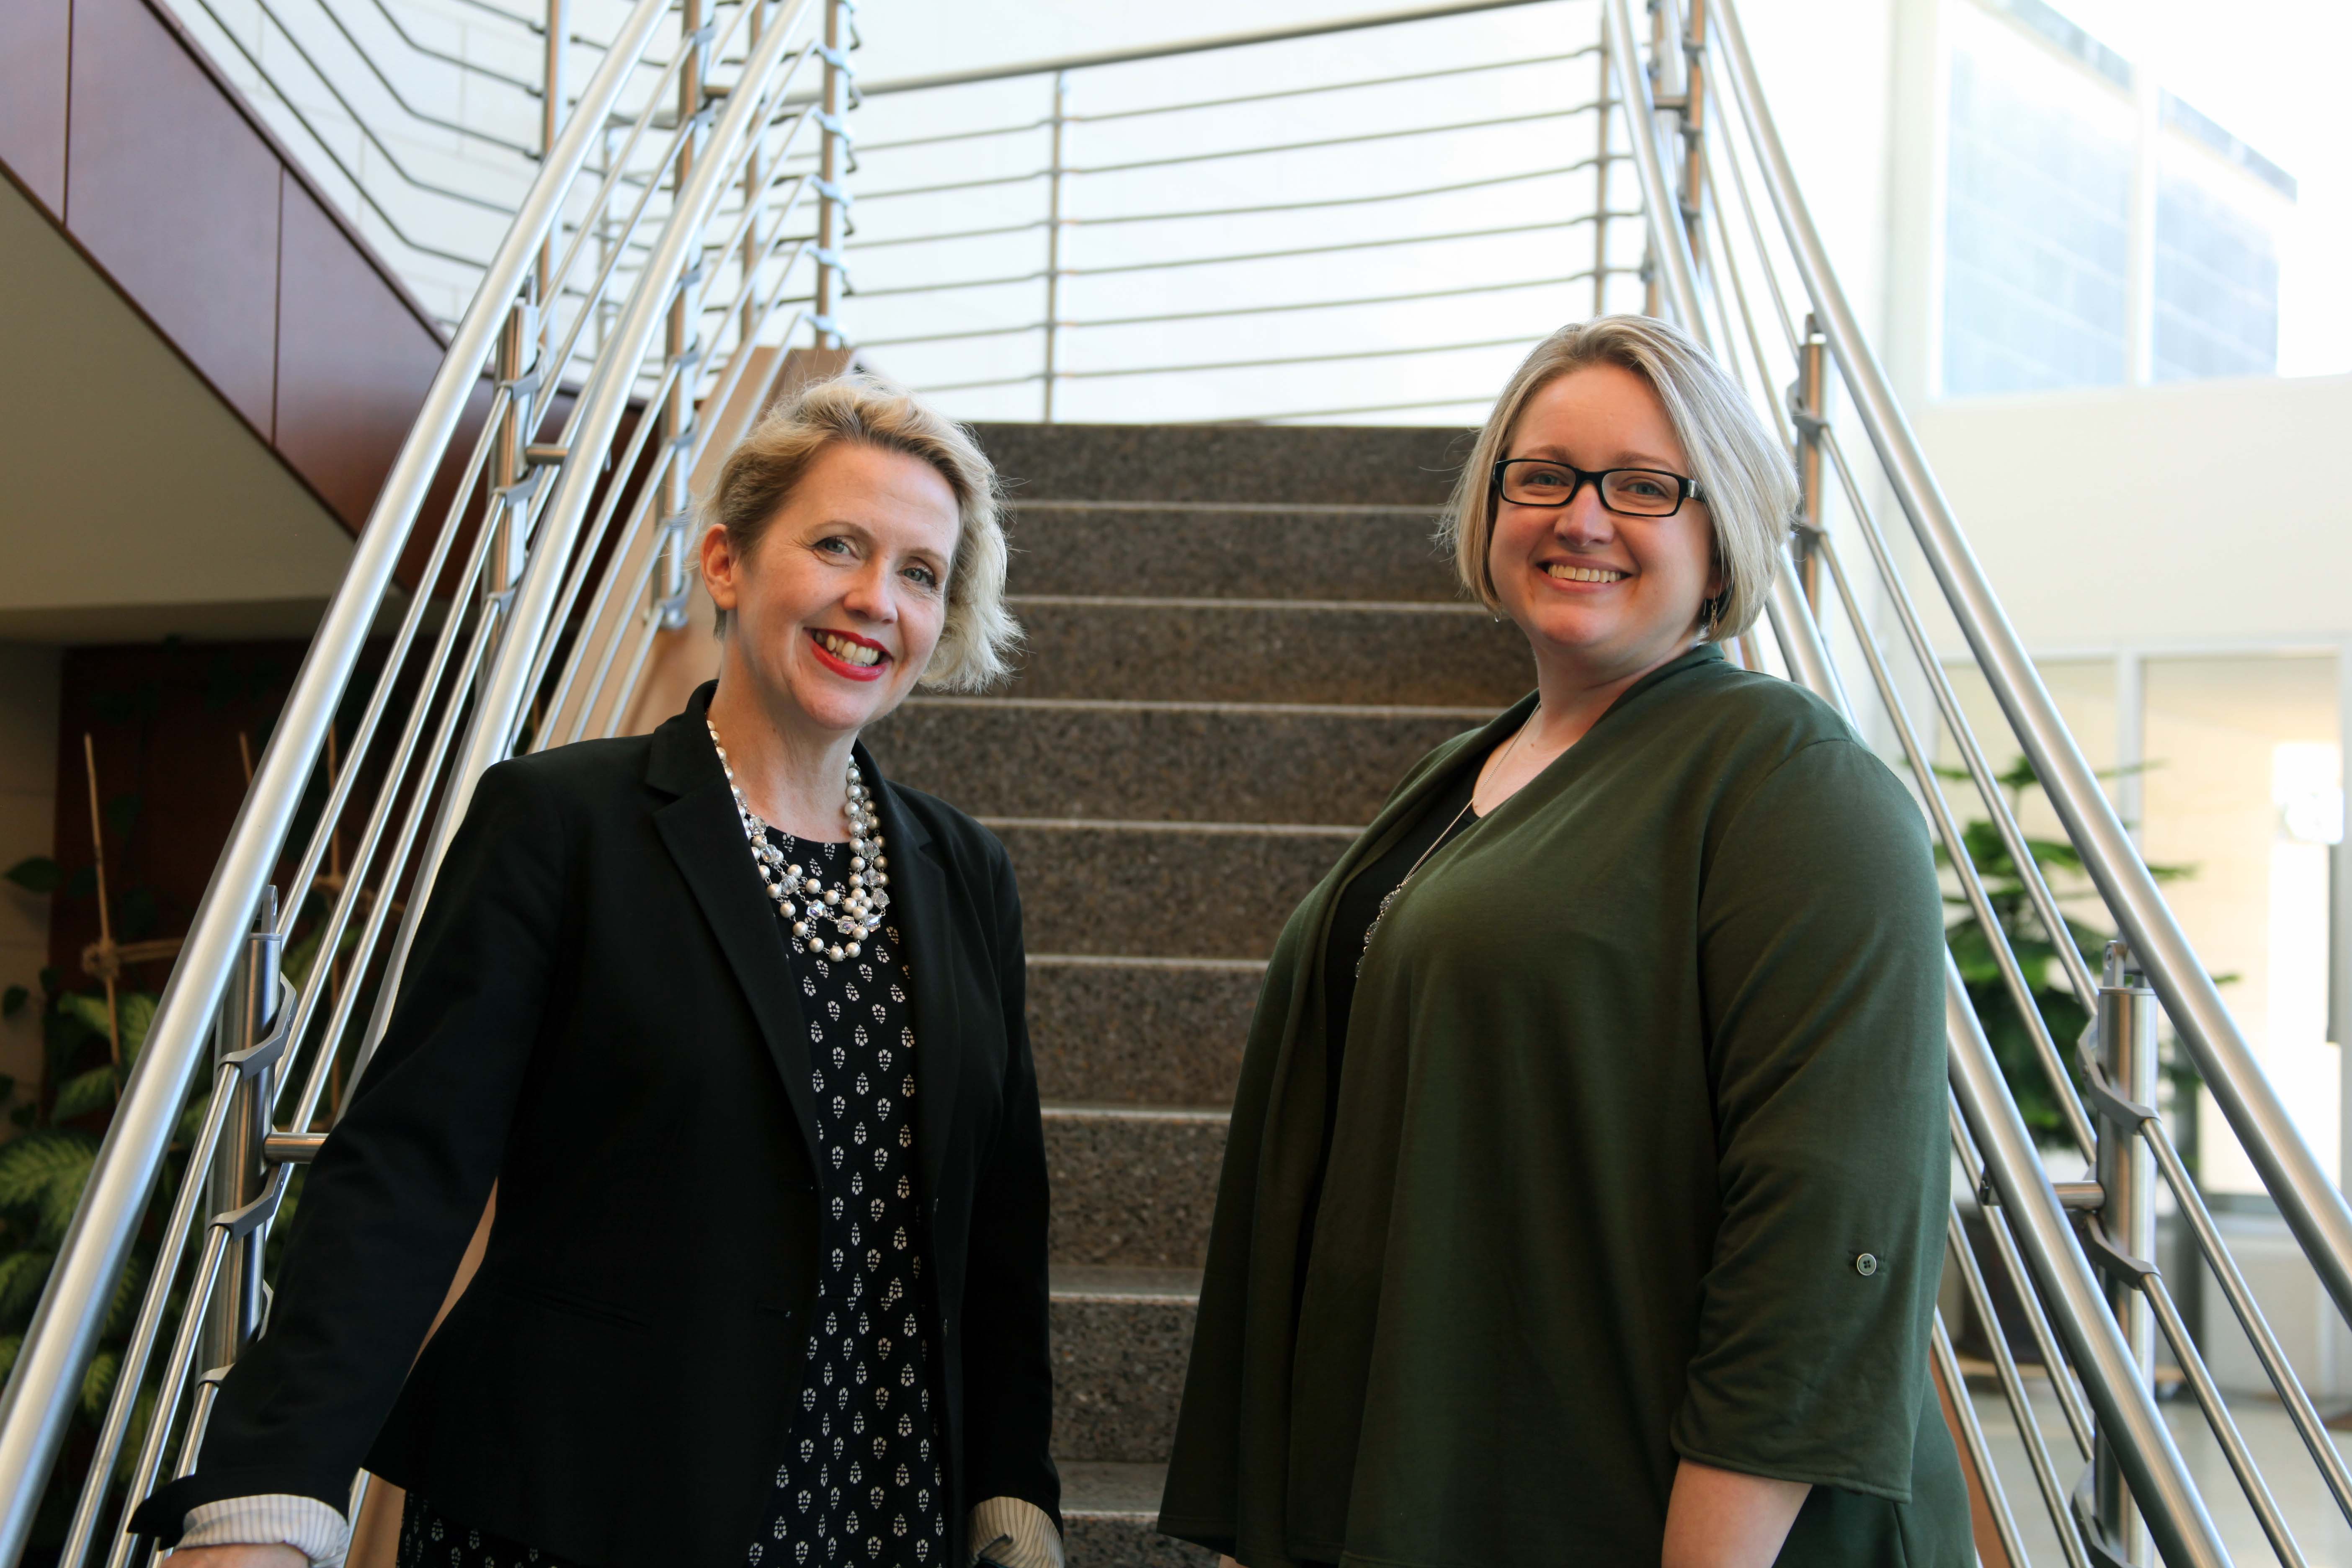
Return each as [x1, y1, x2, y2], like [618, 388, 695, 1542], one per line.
[1158, 317, 1968, 1567]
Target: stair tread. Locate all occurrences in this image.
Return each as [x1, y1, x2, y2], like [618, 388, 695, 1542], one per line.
[1052, 1264, 1204, 1302]
[1060, 1461, 1176, 1518]
[1043, 1103, 1231, 1122]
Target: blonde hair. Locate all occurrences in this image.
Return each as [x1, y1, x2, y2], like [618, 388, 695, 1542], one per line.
[703, 372, 1019, 691]
[1441, 315, 1795, 640]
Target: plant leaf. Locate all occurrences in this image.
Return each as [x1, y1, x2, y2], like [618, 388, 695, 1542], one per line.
[79, 1347, 120, 1421]
[0, 1248, 54, 1328]
[0, 1332, 19, 1383]
[0, 986, 24, 1019]
[3, 858, 61, 895]
[0, 1129, 100, 1212]
[59, 993, 114, 1044]
[49, 1064, 119, 1124]
[102, 1254, 144, 1338]
[118, 993, 157, 1061]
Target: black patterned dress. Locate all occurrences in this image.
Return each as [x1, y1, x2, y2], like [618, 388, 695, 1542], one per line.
[396, 830, 946, 1568]
[745, 827, 947, 1568]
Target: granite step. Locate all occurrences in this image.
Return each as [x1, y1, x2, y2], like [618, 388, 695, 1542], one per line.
[972, 420, 1470, 508]
[1044, 1105, 1229, 1269]
[1052, 1266, 1199, 1464]
[868, 698, 1486, 826]
[1005, 597, 1530, 707]
[1062, 1462, 1215, 1568]
[1005, 502, 1456, 603]
[990, 820, 1354, 960]
[1028, 956, 1261, 1108]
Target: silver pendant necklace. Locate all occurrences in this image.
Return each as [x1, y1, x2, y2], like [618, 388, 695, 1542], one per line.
[707, 719, 889, 962]
[1355, 703, 1542, 977]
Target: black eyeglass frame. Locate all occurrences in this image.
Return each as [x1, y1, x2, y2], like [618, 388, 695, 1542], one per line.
[1490, 457, 1705, 517]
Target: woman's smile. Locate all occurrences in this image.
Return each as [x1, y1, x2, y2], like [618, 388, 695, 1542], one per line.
[806, 625, 890, 680]
[1540, 560, 1632, 587]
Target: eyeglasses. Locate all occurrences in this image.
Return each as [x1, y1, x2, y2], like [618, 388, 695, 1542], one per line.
[1491, 458, 1704, 518]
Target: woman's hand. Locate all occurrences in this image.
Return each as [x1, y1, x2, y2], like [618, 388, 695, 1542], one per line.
[162, 1547, 306, 1567]
[1661, 1459, 1809, 1568]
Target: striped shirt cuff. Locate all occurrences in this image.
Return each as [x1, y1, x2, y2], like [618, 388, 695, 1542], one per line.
[967, 1495, 1062, 1568]
[178, 1494, 350, 1567]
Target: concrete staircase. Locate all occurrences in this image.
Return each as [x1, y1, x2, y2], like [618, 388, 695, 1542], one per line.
[867, 421, 1532, 1565]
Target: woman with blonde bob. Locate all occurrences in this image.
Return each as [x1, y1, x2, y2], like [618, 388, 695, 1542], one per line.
[1160, 317, 1967, 1567]
[137, 375, 1063, 1568]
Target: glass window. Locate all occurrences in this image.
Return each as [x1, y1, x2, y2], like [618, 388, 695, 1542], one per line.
[2140, 655, 2340, 1194]
[1941, 27, 2133, 395]
[2153, 170, 2280, 380]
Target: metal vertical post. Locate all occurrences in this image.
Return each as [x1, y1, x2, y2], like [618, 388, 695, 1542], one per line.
[740, 0, 769, 351]
[202, 888, 280, 1375]
[1640, 0, 1671, 319]
[1042, 70, 1068, 423]
[2095, 939, 2159, 1567]
[1792, 312, 1826, 609]
[1677, 0, 1706, 258]
[814, 0, 849, 348]
[656, 0, 710, 633]
[540, 0, 570, 297]
[1593, 36, 1612, 318]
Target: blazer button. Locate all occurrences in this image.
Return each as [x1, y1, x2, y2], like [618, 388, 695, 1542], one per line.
[1855, 1252, 1880, 1277]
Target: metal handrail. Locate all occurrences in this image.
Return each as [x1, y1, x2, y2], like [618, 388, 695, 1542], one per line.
[0, 0, 854, 1552]
[1706, 0, 2352, 1330]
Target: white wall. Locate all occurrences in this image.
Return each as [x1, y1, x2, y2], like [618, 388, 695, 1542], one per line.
[1912, 372, 2352, 652]
[0, 645, 59, 1119]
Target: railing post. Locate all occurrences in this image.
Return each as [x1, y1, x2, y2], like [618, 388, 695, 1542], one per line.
[485, 295, 539, 622]
[814, 0, 855, 349]
[656, 0, 712, 634]
[1790, 312, 1826, 609]
[2095, 940, 2159, 1567]
[202, 889, 280, 1377]
[1593, 35, 1613, 318]
[1676, 0, 1705, 258]
[541, 0, 570, 295]
[740, 0, 769, 352]
[1042, 69, 1068, 424]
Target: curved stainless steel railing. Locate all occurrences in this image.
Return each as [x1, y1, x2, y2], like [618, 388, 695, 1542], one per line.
[0, 0, 854, 1558]
[1607, 0, 2352, 1560]
[5, 0, 2346, 1562]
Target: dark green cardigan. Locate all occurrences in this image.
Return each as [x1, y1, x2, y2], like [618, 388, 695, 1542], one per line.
[1159, 645, 1969, 1568]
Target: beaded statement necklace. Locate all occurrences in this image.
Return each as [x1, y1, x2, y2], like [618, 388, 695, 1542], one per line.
[707, 719, 890, 962]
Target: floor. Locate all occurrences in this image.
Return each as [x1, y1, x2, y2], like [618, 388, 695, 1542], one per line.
[1970, 1377, 2352, 1565]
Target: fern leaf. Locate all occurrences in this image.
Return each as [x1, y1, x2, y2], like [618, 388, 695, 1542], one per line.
[0, 1130, 99, 1211]
[103, 1254, 146, 1339]
[49, 1064, 119, 1124]
[0, 1332, 18, 1382]
[118, 993, 158, 1060]
[33, 1145, 99, 1250]
[0, 1248, 54, 1328]
[80, 1347, 120, 1421]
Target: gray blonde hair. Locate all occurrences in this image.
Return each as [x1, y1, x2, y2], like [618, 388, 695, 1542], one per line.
[1441, 315, 1795, 640]
[703, 372, 1019, 691]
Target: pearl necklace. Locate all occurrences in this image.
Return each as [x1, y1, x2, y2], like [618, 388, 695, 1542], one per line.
[707, 720, 890, 962]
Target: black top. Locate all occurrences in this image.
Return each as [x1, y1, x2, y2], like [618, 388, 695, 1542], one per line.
[1298, 763, 1480, 1299]
[133, 686, 1058, 1568]
[752, 828, 947, 1564]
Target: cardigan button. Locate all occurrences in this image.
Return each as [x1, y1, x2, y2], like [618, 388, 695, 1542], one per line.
[1855, 1253, 1880, 1277]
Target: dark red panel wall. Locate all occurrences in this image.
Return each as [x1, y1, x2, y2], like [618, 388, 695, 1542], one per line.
[276, 181, 445, 529]
[0, 0, 459, 538]
[0, 0, 71, 216]
[66, 0, 284, 432]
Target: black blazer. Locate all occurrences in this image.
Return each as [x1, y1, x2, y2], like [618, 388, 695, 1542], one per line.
[135, 686, 1057, 1568]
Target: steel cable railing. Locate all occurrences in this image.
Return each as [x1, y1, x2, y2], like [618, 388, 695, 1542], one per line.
[0, 0, 854, 1556]
[1602, 0, 2352, 1560]
[814, 0, 1639, 423]
[9, 0, 2349, 1560]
